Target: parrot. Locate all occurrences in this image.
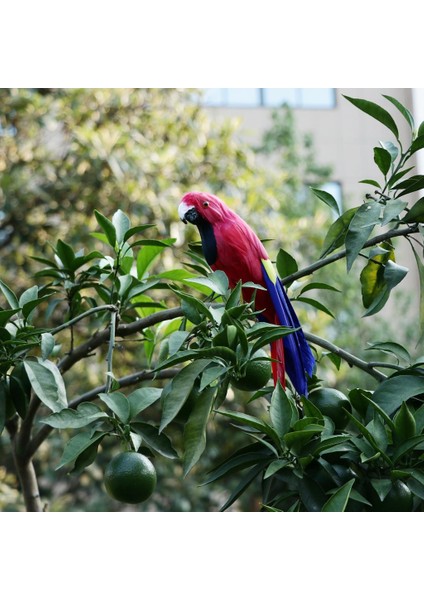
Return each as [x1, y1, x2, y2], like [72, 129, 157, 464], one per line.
[178, 191, 315, 397]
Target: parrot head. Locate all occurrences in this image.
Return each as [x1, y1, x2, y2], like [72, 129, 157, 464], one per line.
[178, 191, 230, 226]
[178, 191, 232, 265]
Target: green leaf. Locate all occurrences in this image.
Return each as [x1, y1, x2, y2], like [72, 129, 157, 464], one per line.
[217, 409, 279, 442]
[410, 135, 424, 156]
[0, 279, 19, 310]
[0, 308, 20, 327]
[393, 175, 424, 198]
[403, 197, 424, 223]
[343, 95, 399, 139]
[293, 297, 335, 319]
[123, 224, 156, 243]
[55, 239, 76, 269]
[359, 179, 381, 188]
[136, 239, 172, 278]
[366, 341, 411, 364]
[19, 285, 38, 309]
[56, 430, 107, 471]
[98, 391, 131, 424]
[382, 95, 414, 130]
[160, 359, 212, 432]
[200, 364, 228, 391]
[41, 332, 55, 361]
[387, 166, 415, 189]
[112, 209, 130, 246]
[311, 187, 340, 216]
[183, 385, 216, 475]
[345, 201, 381, 271]
[393, 401, 416, 444]
[370, 478, 392, 502]
[374, 147, 392, 176]
[94, 210, 116, 247]
[384, 260, 408, 289]
[373, 375, 424, 415]
[40, 402, 108, 428]
[360, 243, 394, 315]
[276, 248, 299, 281]
[24, 358, 67, 412]
[127, 387, 162, 420]
[131, 422, 178, 459]
[299, 282, 340, 295]
[9, 362, 31, 418]
[380, 141, 398, 162]
[187, 270, 229, 296]
[321, 478, 355, 512]
[264, 459, 289, 479]
[220, 463, 266, 512]
[269, 382, 297, 439]
[320, 207, 358, 258]
[174, 289, 214, 325]
[381, 199, 408, 226]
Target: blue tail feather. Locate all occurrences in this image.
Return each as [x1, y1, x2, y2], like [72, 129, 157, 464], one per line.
[261, 266, 315, 396]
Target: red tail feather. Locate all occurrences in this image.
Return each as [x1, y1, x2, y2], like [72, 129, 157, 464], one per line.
[271, 338, 285, 388]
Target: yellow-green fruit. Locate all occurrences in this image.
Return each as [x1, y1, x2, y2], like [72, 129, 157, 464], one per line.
[231, 349, 272, 392]
[309, 388, 351, 429]
[104, 452, 157, 504]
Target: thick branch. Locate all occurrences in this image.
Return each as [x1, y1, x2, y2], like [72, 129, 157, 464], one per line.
[57, 306, 184, 374]
[304, 332, 386, 382]
[281, 224, 418, 286]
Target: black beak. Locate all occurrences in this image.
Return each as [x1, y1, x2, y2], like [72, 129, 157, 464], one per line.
[183, 207, 199, 225]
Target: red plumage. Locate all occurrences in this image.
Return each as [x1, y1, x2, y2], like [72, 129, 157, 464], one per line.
[178, 191, 286, 387]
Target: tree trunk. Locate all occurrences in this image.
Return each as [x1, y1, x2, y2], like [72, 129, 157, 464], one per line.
[15, 457, 43, 512]
[8, 420, 43, 512]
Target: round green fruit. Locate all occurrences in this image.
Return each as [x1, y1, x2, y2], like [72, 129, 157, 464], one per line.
[104, 451, 157, 504]
[309, 388, 351, 429]
[230, 349, 272, 392]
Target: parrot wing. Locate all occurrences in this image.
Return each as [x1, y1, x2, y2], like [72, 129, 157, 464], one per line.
[261, 259, 315, 396]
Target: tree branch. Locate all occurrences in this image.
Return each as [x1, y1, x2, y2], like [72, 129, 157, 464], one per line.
[57, 306, 184, 374]
[304, 332, 386, 382]
[281, 224, 419, 286]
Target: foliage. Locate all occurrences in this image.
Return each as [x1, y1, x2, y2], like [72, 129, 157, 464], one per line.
[1, 91, 424, 511]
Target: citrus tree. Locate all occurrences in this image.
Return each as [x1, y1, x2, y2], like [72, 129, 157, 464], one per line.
[1, 92, 424, 511]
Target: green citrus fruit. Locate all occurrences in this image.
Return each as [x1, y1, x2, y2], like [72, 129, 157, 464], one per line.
[104, 451, 157, 504]
[309, 388, 351, 429]
[372, 480, 413, 512]
[231, 349, 272, 392]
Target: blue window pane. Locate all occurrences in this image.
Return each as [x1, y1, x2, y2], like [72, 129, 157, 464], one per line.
[202, 88, 226, 106]
[226, 88, 261, 107]
[299, 88, 335, 108]
[263, 89, 298, 107]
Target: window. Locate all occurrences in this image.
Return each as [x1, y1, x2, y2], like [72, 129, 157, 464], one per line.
[201, 88, 336, 109]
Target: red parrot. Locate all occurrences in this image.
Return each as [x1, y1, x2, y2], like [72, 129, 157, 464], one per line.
[178, 191, 315, 397]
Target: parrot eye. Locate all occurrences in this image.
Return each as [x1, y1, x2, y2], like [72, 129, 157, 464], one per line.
[203, 201, 209, 207]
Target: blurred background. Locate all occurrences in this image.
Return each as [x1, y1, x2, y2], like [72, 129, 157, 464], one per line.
[1, 88, 422, 511]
